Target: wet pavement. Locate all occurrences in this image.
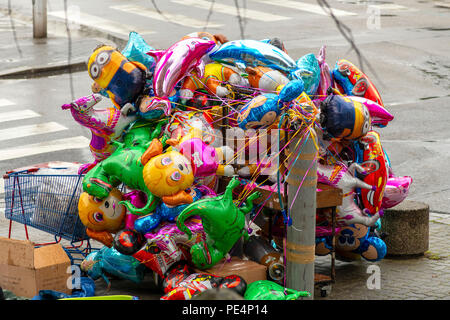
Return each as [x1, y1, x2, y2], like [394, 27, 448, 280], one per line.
[0, 0, 449, 301]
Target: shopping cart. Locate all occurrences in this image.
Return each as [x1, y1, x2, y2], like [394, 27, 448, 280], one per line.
[2, 163, 96, 265]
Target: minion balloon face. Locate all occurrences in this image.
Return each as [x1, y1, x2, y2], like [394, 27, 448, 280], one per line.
[320, 94, 371, 141]
[88, 45, 147, 109]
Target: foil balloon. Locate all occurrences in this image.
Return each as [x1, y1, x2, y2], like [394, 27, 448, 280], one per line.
[316, 224, 387, 262]
[181, 31, 229, 46]
[61, 94, 138, 174]
[354, 131, 389, 215]
[161, 262, 247, 300]
[316, 45, 333, 97]
[87, 45, 148, 109]
[144, 216, 205, 262]
[134, 188, 203, 235]
[121, 31, 156, 74]
[295, 53, 320, 96]
[237, 79, 304, 129]
[78, 188, 127, 247]
[176, 177, 261, 269]
[146, 38, 217, 116]
[82, 120, 165, 216]
[245, 66, 289, 92]
[317, 161, 383, 227]
[209, 39, 301, 80]
[319, 94, 371, 141]
[244, 280, 310, 300]
[347, 96, 394, 127]
[180, 62, 245, 100]
[332, 59, 384, 107]
[164, 109, 215, 145]
[80, 246, 146, 285]
[381, 176, 413, 209]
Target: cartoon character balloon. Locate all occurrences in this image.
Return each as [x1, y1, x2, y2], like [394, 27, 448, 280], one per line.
[354, 131, 389, 215]
[237, 79, 305, 130]
[319, 94, 371, 141]
[87, 45, 148, 109]
[61, 93, 138, 174]
[332, 59, 384, 107]
[176, 177, 261, 269]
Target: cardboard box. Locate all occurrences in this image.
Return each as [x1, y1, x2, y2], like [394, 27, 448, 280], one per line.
[0, 237, 72, 298]
[195, 257, 267, 285]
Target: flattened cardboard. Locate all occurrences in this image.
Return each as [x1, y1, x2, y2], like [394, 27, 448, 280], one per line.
[195, 257, 267, 285]
[0, 237, 72, 298]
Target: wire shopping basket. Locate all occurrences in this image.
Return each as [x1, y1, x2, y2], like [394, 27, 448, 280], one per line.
[2, 163, 94, 264]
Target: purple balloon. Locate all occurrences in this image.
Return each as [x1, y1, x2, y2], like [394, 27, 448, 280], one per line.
[347, 96, 394, 127]
[146, 38, 216, 115]
[381, 176, 413, 209]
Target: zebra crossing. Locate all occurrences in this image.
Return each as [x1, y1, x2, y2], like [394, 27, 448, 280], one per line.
[46, 0, 364, 39]
[0, 98, 90, 194]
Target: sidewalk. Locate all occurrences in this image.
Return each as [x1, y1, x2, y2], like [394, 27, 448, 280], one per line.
[0, 10, 121, 79]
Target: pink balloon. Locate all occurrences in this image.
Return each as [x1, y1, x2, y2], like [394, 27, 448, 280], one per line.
[146, 38, 216, 115]
[347, 96, 394, 127]
[381, 176, 413, 209]
[316, 45, 333, 97]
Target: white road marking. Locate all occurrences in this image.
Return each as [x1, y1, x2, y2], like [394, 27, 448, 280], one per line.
[171, 0, 291, 21]
[251, 0, 357, 16]
[0, 110, 40, 123]
[0, 122, 67, 142]
[367, 4, 409, 10]
[0, 136, 90, 162]
[0, 98, 15, 108]
[110, 4, 224, 28]
[48, 11, 155, 36]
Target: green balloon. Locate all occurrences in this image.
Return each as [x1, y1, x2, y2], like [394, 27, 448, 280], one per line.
[244, 280, 310, 300]
[82, 119, 167, 216]
[176, 177, 261, 269]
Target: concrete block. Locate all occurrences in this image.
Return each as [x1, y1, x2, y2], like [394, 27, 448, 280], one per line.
[381, 200, 429, 256]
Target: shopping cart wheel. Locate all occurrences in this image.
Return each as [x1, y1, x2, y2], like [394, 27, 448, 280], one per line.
[113, 229, 144, 255]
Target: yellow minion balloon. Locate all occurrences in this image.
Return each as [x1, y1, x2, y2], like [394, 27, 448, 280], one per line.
[88, 45, 148, 109]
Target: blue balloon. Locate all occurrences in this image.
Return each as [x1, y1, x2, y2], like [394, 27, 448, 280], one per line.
[121, 31, 155, 73]
[82, 246, 146, 285]
[237, 79, 304, 130]
[209, 39, 300, 79]
[134, 187, 203, 235]
[295, 53, 320, 95]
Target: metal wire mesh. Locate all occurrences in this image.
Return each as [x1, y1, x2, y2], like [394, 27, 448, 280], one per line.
[3, 172, 88, 242]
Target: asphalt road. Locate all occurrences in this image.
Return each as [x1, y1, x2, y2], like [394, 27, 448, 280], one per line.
[1, 0, 449, 212]
[0, 0, 449, 302]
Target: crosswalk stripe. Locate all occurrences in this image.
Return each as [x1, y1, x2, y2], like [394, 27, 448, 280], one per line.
[367, 4, 409, 10]
[0, 98, 15, 108]
[0, 122, 67, 142]
[110, 4, 224, 28]
[0, 136, 90, 162]
[251, 0, 357, 16]
[171, 0, 291, 21]
[48, 11, 155, 36]
[0, 110, 40, 123]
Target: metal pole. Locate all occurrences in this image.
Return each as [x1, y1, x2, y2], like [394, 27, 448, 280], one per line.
[32, 0, 47, 38]
[285, 127, 318, 300]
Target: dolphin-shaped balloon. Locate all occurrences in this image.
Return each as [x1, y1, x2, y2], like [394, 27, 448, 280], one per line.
[209, 39, 301, 80]
[146, 38, 216, 116]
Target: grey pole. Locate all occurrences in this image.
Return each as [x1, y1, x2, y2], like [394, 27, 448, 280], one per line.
[285, 126, 318, 300]
[32, 0, 47, 38]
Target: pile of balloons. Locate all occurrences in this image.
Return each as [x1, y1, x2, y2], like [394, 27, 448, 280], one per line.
[61, 31, 411, 299]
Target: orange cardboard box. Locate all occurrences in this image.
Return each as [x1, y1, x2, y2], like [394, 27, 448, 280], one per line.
[195, 257, 267, 285]
[0, 237, 72, 298]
